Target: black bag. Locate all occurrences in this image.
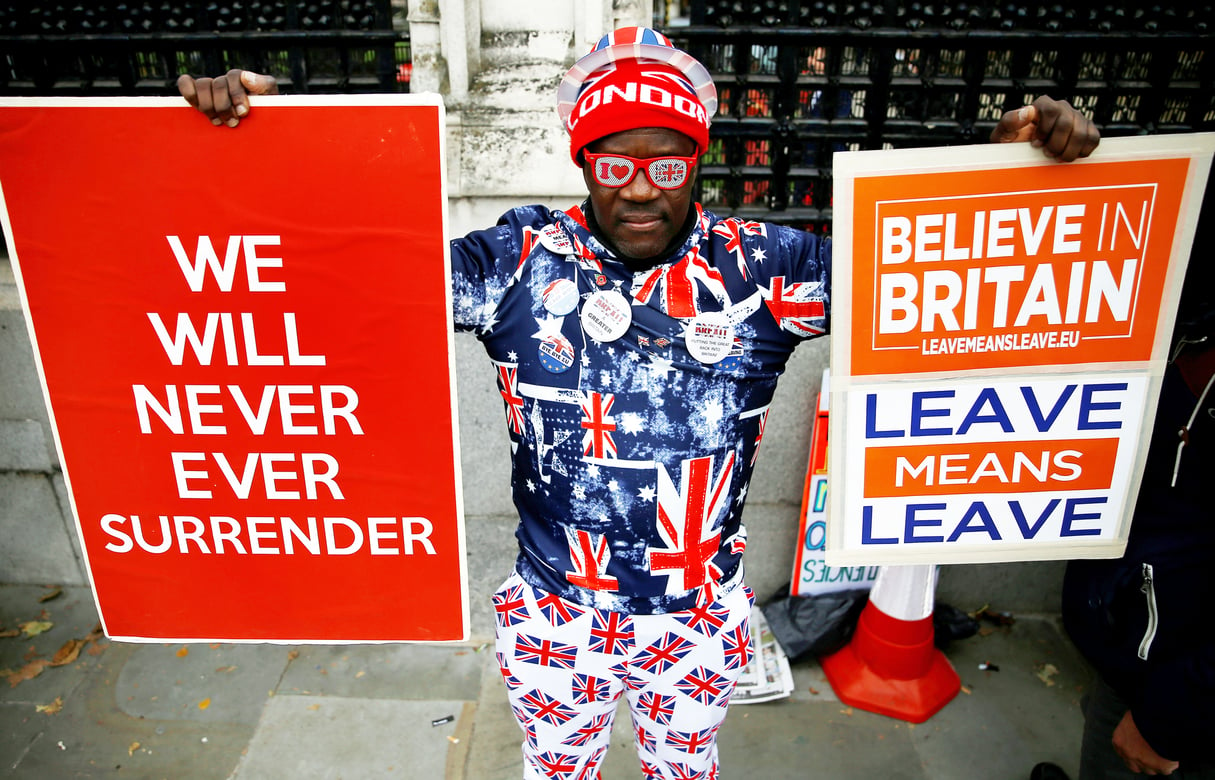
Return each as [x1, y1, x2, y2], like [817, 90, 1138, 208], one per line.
[761, 588, 870, 661]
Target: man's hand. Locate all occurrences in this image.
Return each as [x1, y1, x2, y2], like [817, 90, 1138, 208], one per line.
[990, 95, 1099, 162]
[1112, 710, 1180, 775]
[177, 69, 278, 127]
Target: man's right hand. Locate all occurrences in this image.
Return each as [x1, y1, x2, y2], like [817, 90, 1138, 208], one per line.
[177, 69, 278, 127]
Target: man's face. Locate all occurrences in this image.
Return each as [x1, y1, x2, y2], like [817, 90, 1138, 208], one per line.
[582, 127, 698, 262]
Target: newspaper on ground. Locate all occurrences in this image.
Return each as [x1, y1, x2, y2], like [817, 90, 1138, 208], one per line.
[731, 606, 795, 704]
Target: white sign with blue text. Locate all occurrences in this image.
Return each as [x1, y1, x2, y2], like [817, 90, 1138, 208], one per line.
[827, 134, 1215, 565]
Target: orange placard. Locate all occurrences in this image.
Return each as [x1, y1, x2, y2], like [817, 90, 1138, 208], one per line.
[790, 377, 828, 594]
[850, 159, 1187, 376]
[0, 97, 466, 642]
[790, 370, 880, 595]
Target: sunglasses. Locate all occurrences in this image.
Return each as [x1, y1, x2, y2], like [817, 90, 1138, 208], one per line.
[583, 153, 698, 190]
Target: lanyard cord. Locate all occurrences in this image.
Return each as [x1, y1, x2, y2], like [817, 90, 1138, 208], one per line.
[1172, 368, 1215, 487]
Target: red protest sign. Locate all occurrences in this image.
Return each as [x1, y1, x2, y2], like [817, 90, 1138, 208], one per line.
[0, 96, 467, 642]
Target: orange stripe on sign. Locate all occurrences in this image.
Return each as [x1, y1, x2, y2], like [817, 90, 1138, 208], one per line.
[863, 438, 1119, 497]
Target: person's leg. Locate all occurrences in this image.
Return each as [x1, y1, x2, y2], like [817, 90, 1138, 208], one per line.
[1079, 675, 1215, 780]
[1078, 676, 1139, 780]
[493, 571, 625, 779]
[623, 585, 754, 779]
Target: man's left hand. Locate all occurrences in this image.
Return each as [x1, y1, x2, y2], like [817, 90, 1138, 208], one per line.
[990, 95, 1099, 161]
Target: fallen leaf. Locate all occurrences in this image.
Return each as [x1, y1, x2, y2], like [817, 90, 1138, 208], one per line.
[0, 628, 19, 638]
[38, 588, 63, 603]
[307, 703, 321, 711]
[807, 686, 820, 695]
[8, 659, 51, 687]
[128, 741, 140, 756]
[198, 698, 211, 710]
[84, 624, 104, 643]
[1036, 663, 1059, 687]
[19, 620, 53, 638]
[961, 685, 973, 695]
[36, 696, 63, 714]
[976, 607, 1016, 626]
[215, 665, 237, 673]
[287, 650, 300, 661]
[176, 647, 189, 658]
[50, 639, 84, 667]
[355, 670, 366, 678]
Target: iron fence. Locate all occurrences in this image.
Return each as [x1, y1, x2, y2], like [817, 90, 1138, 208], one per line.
[0, 2, 409, 96]
[666, 0, 1215, 232]
[2, 1, 1212, 234]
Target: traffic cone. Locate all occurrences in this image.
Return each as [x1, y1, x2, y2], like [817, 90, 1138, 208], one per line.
[819, 564, 960, 723]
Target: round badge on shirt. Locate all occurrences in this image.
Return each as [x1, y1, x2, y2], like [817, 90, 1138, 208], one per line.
[539, 223, 574, 255]
[581, 289, 633, 342]
[538, 334, 576, 373]
[685, 312, 735, 364]
[542, 278, 580, 316]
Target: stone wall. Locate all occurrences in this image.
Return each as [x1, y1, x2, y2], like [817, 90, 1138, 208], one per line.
[0, 259, 88, 585]
[0, 0, 1067, 614]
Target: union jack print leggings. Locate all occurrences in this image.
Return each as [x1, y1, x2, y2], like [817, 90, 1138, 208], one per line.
[492, 570, 755, 780]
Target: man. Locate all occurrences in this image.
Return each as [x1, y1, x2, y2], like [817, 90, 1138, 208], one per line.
[1033, 182, 1215, 780]
[180, 27, 1097, 780]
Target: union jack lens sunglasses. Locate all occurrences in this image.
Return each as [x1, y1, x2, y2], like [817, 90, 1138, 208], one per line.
[584, 153, 697, 190]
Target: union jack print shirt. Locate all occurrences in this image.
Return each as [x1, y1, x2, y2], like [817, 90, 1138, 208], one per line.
[451, 203, 830, 614]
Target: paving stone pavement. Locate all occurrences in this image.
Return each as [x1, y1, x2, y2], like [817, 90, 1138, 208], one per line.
[1, 585, 1092, 779]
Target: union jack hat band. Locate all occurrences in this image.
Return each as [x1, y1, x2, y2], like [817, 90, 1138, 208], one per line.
[557, 27, 717, 163]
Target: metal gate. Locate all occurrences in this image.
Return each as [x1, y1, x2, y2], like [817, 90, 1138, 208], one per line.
[665, 0, 1215, 231]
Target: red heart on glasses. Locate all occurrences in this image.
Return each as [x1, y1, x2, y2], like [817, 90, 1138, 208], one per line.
[609, 164, 631, 180]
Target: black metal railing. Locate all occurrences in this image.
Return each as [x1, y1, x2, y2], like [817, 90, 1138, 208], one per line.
[666, 0, 1215, 233]
[0, 2, 410, 96]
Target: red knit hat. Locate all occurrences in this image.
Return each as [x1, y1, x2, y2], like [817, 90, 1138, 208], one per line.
[557, 27, 717, 164]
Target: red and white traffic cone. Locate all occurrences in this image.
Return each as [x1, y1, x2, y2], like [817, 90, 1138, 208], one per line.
[820, 564, 960, 723]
